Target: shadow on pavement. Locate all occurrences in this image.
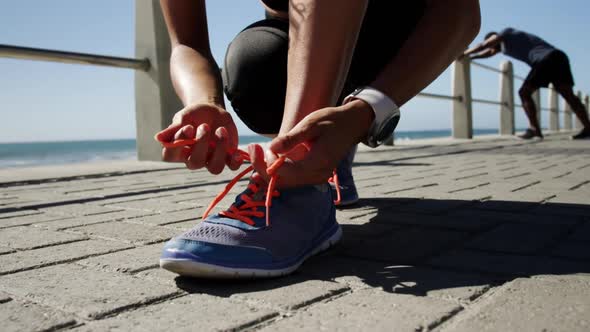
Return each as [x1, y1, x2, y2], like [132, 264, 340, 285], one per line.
[174, 197, 590, 297]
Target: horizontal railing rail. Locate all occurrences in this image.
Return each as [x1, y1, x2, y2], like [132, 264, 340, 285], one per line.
[472, 61, 504, 74]
[417, 92, 461, 101]
[0, 44, 150, 71]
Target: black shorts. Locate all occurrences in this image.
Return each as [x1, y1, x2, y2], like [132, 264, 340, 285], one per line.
[525, 50, 575, 89]
[222, 1, 427, 134]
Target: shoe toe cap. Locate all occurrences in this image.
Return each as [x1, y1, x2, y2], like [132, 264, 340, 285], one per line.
[161, 238, 274, 266]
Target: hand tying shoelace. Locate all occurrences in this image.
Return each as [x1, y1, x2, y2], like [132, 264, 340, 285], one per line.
[157, 138, 341, 227]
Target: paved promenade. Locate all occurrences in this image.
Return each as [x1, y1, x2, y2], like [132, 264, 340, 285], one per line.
[1, 133, 589, 331]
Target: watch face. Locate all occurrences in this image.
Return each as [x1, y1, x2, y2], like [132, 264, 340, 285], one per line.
[376, 115, 400, 143]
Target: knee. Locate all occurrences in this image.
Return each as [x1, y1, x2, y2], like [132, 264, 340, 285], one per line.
[518, 87, 533, 99]
[223, 20, 288, 105]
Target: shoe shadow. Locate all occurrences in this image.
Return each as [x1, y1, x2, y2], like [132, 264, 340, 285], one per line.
[175, 197, 590, 298]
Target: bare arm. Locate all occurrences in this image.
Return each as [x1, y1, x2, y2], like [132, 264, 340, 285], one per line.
[157, 0, 241, 174]
[280, 0, 370, 134]
[469, 48, 497, 60]
[373, 0, 481, 106]
[463, 33, 501, 58]
[160, 0, 224, 107]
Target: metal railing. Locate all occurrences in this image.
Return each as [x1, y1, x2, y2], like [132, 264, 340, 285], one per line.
[1, 0, 589, 158]
[0, 44, 150, 71]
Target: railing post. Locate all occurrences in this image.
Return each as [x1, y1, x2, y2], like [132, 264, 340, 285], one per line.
[135, 0, 183, 161]
[499, 60, 514, 135]
[548, 84, 559, 132]
[574, 90, 584, 130]
[564, 94, 573, 130]
[452, 58, 473, 139]
[585, 94, 590, 120]
[532, 90, 541, 130]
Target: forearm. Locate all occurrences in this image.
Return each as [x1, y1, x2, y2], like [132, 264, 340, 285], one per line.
[170, 46, 224, 107]
[469, 49, 493, 60]
[463, 42, 486, 57]
[280, 0, 369, 134]
[372, 0, 481, 106]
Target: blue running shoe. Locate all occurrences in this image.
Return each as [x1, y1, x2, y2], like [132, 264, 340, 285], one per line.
[331, 146, 359, 206]
[160, 173, 341, 278]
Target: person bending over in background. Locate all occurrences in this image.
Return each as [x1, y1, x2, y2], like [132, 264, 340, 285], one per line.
[463, 27, 590, 140]
[156, 0, 480, 278]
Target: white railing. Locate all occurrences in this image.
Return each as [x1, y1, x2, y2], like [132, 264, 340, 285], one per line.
[1, 0, 589, 158]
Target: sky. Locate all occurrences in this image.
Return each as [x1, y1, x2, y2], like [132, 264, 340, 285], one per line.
[1, 0, 589, 142]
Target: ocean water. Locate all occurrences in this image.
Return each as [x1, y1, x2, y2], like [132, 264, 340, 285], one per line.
[0, 129, 502, 169]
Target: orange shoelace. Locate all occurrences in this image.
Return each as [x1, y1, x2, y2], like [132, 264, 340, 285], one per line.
[158, 138, 341, 226]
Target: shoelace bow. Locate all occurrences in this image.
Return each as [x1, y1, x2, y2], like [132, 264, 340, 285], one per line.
[158, 138, 341, 226]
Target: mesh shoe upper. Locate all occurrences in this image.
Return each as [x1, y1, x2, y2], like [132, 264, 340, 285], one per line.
[165, 180, 337, 265]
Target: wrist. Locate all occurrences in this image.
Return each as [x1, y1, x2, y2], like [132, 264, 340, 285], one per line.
[184, 96, 225, 110]
[343, 99, 375, 142]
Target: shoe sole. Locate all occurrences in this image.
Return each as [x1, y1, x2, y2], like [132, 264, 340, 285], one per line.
[336, 197, 359, 207]
[160, 224, 342, 279]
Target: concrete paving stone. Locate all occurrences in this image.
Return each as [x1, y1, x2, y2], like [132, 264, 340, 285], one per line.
[0, 239, 132, 275]
[428, 249, 590, 277]
[34, 209, 155, 230]
[0, 226, 86, 250]
[103, 198, 197, 213]
[338, 226, 468, 264]
[259, 287, 461, 332]
[0, 291, 11, 303]
[124, 209, 198, 226]
[68, 221, 177, 245]
[443, 276, 590, 332]
[550, 242, 590, 261]
[465, 223, 569, 254]
[77, 244, 163, 273]
[0, 212, 76, 229]
[0, 264, 181, 320]
[74, 294, 277, 332]
[301, 256, 493, 304]
[546, 192, 590, 205]
[0, 245, 15, 255]
[38, 203, 125, 216]
[0, 209, 42, 219]
[0, 297, 78, 332]
[172, 274, 349, 311]
[447, 208, 581, 226]
[132, 267, 178, 285]
[161, 218, 201, 232]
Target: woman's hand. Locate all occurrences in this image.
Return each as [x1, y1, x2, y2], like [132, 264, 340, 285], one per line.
[155, 103, 243, 174]
[249, 99, 374, 187]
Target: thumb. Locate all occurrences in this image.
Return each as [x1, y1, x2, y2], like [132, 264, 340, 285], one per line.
[270, 122, 320, 155]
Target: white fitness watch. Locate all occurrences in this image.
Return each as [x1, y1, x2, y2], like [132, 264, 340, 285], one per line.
[343, 86, 400, 148]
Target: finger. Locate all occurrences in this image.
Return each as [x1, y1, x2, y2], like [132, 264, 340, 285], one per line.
[270, 121, 321, 154]
[227, 151, 244, 171]
[249, 144, 270, 181]
[206, 127, 229, 175]
[185, 124, 211, 170]
[155, 123, 184, 143]
[162, 125, 196, 162]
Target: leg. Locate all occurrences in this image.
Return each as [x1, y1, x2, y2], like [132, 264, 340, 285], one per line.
[554, 84, 590, 129]
[223, 18, 289, 135]
[518, 83, 543, 135]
